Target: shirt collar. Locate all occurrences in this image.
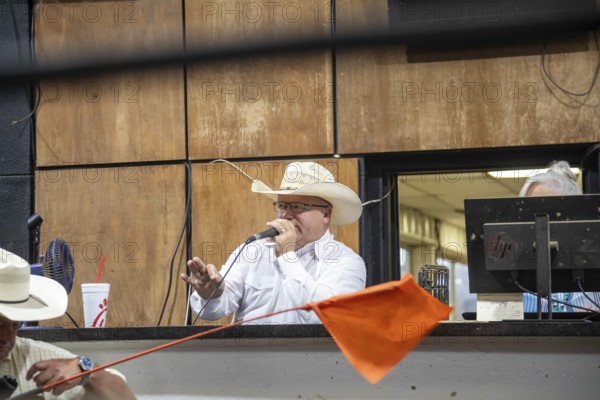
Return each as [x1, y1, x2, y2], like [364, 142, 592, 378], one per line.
[296, 230, 332, 261]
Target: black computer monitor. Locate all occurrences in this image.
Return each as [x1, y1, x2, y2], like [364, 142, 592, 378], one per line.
[464, 195, 600, 295]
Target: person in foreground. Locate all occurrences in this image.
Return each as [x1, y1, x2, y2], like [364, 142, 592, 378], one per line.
[520, 161, 600, 312]
[0, 248, 137, 399]
[181, 161, 367, 324]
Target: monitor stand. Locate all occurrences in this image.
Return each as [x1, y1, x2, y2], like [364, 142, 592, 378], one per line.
[534, 213, 553, 320]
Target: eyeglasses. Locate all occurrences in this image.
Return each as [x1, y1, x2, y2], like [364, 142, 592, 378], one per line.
[273, 201, 330, 213]
[0, 321, 20, 332]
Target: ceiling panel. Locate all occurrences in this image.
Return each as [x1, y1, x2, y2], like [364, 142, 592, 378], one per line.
[398, 172, 530, 229]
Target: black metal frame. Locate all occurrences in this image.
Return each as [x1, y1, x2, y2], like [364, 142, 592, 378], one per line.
[359, 142, 600, 286]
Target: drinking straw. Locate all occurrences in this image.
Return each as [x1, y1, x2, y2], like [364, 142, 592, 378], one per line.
[95, 255, 106, 283]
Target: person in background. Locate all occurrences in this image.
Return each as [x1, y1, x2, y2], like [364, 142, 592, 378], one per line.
[520, 161, 600, 313]
[181, 161, 366, 324]
[0, 248, 137, 399]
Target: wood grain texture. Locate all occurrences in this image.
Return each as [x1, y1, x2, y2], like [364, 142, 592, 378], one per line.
[35, 0, 183, 59]
[335, 1, 599, 153]
[191, 158, 359, 325]
[185, 0, 332, 47]
[185, 0, 334, 160]
[34, 0, 186, 165]
[35, 165, 188, 327]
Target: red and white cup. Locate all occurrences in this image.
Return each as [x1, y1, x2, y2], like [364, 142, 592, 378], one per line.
[81, 283, 110, 328]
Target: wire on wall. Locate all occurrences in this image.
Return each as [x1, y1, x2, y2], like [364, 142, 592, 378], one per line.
[361, 181, 396, 207]
[540, 30, 600, 97]
[4, 0, 40, 125]
[156, 161, 192, 326]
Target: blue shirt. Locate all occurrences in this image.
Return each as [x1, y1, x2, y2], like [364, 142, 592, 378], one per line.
[523, 292, 600, 312]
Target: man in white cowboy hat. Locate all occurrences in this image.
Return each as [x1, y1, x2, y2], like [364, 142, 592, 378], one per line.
[0, 248, 136, 399]
[181, 161, 366, 324]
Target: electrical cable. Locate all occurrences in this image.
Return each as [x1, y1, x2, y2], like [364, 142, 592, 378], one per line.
[513, 279, 597, 313]
[12, 84, 40, 125]
[210, 158, 395, 207]
[65, 311, 79, 328]
[209, 158, 255, 181]
[184, 277, 192, 325]
[540, 31, 600, 97]
[361, 181, 396, 207]
[4, 0, 39, 125]
[576, 279, 600, 309]
[579, 143, 600, 171]
[156, 161, 192, 326]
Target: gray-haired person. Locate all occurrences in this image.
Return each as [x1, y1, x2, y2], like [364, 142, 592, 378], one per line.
[521, 161, 600, 313]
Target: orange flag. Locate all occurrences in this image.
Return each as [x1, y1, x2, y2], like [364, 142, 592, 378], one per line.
[303, 274, 452, 384]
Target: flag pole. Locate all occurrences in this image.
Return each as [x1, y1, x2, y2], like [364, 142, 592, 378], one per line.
[10, 305, 310, 399]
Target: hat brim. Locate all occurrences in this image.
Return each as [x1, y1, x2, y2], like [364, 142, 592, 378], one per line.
[251, 180, 363, 226]
[0, 275, 67, 321]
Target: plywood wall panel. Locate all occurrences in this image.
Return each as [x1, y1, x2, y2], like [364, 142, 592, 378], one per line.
[36, 165, 188, 327]
[335, 1, 599, 154]
[34, 0, 183, 57]
[185, 0, 332, 47]
[34, 0, 186, 165]
[185, 0, 334, 160]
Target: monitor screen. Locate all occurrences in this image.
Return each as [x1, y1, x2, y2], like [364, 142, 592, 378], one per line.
[464, 194, 600, 294]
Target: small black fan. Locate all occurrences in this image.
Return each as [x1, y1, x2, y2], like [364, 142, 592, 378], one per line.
[42, 238, 75, 295]
[41, 238, 79, 327]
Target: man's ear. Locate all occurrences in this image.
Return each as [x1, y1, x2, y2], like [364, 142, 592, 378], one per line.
[323, 207, 332, 220]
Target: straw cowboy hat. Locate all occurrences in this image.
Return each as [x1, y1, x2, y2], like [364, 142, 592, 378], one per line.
[0, 249, 67, 321]
[251, 162, 363, 226]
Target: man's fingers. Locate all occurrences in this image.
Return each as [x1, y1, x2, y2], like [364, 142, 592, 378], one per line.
[206, 264, 221, 281]
[187, 257, 211, 276]
[32, 368, 56, 387]
[25, 367, 38, 380]
[184, 258, 222, 298]
[187, 258, 218, 281]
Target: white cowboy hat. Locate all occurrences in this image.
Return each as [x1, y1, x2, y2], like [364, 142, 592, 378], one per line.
[0, 249, 67, 321]
[251, 162, 363, 226]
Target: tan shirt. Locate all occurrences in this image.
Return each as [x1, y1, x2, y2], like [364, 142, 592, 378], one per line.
[0, 337, 124, 399]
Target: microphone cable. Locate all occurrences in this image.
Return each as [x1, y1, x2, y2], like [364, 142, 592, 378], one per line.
[190, 240, 251, 326]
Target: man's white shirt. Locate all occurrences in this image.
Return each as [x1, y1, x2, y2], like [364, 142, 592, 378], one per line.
[190, 230, 366, 324]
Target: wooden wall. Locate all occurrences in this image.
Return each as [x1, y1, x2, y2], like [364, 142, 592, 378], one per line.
[35, 165, 188, 327]
[32, 0, 598, 326]
[185, 0, 334, 159]
[35, 0, 185, 165]
[335, 0, 600, 154]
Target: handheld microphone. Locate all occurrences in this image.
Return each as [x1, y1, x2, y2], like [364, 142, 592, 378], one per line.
[245, 227, 279, 244]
